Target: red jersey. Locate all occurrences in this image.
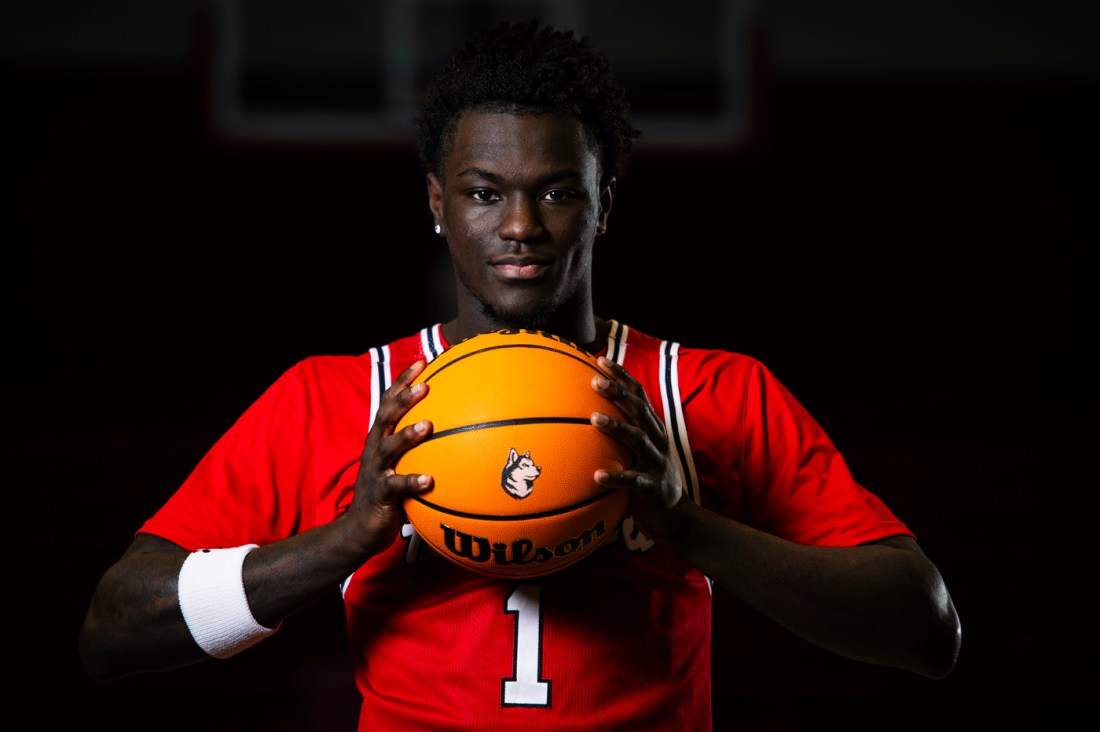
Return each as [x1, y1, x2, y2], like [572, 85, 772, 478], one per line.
[140, 321, 910, 731]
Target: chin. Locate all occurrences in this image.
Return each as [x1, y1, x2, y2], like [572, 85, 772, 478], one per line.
[480, 299, 557, 331]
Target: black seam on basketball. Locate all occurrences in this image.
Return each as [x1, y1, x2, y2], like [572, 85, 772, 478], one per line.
[423, 416, 592, 442]
[423, 343, 600, 383]
[408, 486, 621, 521]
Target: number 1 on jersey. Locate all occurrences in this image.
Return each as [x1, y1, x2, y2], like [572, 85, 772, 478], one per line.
[502, 584, 551, 707]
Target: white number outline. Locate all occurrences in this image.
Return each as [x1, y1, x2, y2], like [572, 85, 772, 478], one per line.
[501, 584, 551, 707]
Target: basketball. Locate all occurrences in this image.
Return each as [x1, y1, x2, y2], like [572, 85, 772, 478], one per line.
[394, 329, 633, 579]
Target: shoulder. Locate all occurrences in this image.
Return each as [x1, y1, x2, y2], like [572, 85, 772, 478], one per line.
[281, 325, 442, 389]
[277, 353, 374, 393]
[616, 322, 765, 385]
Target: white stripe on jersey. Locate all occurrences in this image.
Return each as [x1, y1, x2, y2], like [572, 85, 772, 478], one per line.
[420, 324, 445, 363]
[368, 344, 390, 431]
[659, 340, 700, 507]
[606, 319, 627, 365]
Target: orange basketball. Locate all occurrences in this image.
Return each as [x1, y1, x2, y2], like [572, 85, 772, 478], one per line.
[395, 329, 632, 579]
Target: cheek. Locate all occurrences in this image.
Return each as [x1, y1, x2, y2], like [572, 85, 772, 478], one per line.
[561, 237, 596, 274]
[548, 207, 596, 235]
[439, 202, 481, 241]
[450, 206, 497, 238]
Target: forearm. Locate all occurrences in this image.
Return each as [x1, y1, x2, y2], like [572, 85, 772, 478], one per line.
[659, 501, 961, 679]
[242, 514, 377, 627]
[79, 515, 375, 682]
[80, 540, 203, 680]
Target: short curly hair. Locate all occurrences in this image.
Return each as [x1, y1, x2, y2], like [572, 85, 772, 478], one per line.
[414, 19, 641, 182]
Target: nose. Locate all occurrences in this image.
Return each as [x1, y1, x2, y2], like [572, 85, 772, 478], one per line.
[498, 195, 545, 242]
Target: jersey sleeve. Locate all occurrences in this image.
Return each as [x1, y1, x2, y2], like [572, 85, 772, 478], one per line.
[695, 352, 910, 545]
[137, 358, 366, 551]
[733, 357, 911, 546]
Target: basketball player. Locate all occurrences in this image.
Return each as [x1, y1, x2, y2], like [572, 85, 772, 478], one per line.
[79, 19, 961, 729]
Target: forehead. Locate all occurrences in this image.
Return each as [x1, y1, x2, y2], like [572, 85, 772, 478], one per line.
[444, 111, 600, 179]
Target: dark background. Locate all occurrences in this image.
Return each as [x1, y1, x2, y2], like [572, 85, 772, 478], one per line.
[5, 1, 1097, 729]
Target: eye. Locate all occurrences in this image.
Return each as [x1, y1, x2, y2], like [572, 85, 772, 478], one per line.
[542, 189, 572, 202]
[470, 189, 500, 203]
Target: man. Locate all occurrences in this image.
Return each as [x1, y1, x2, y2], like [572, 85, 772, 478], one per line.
[80, 19, 960, 729]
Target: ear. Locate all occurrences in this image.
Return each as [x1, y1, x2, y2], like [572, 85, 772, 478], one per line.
[427, 172, 444, 231]
[597, 176, 616, 235]
[509, 447, 519, 461]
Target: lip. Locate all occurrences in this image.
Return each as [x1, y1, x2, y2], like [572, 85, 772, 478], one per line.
[490, 256, 551, 281]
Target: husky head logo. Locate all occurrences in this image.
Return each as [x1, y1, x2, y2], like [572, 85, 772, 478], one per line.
[501, 448, 541, 499]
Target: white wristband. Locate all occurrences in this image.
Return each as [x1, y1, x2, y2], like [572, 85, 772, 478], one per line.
[177, 544, 280, 659]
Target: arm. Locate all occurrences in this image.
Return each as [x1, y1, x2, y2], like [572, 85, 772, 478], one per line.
[655, 506, 959, 679]
[79, 360, 436, 682]
[590, 357, 961, 680]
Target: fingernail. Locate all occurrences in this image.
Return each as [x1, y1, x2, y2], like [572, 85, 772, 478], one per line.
[592, 412, 609, 426]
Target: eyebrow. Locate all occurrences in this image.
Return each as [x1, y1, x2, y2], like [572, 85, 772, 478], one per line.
[456, 166, 582, 186]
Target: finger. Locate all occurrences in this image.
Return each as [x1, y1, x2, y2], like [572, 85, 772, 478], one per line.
[594, 467, 657, 497]
[395, 359, 428, 388]
[590, 411, 654, 464]
[389, 471, 434, 498]
[359, 460, 433, 511]
[591, 369, 640, 411]
[595, 355, 626, 379]
[377, 417, 433, 469]
[591, 376, 667, 446]
[594, 468, 677, 509]
[375, 365, 430, 431]
[595, 357, 645, 394]
[381, 360, 428, 409]
[594, 467, 628, 485]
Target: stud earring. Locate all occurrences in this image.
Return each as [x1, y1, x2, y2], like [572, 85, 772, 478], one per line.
[434, 224, 442, 235]
[596, 224, 607, 236]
